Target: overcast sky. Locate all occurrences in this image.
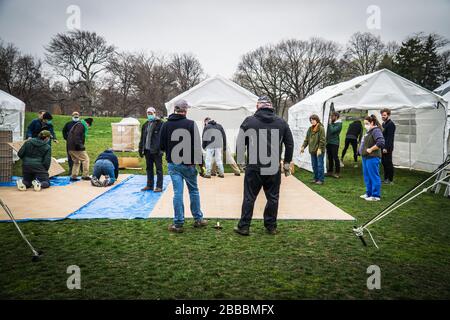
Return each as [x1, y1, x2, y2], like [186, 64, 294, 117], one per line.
[0, 0, 449, 78]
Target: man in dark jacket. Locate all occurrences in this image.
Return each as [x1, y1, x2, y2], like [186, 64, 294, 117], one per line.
[326, 112, 343, 178]
[139, 107, 164, 192]
[159, 99, 208, 233]
[234, 96, 294, 236]
[26, 111, 57, 144]
[62, 111, 82, 174]
[341, 119, 363, 167]
[91, 149, 120, 187]
[202, 117, 227, 178]
[67, 117, 93, 181]
[381, 108, 396, 184]
[16, 130, 52, 191]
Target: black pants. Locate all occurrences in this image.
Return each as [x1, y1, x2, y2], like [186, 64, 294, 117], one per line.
[341, 138, 358, 162]
[238, 168, 281, 231]
[22, 165, 50, 188]
[382, 152, 394, 182]
[326, 144, 340, 174]
[145, 151, 163, 189]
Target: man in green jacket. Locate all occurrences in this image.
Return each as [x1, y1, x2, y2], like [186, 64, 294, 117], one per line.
[301, 114, 326, 184]
[326, 112, 343, 178]
[16, 130, 52, 191]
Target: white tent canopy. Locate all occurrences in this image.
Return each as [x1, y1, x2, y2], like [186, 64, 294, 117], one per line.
[434, 79, 450, 96]
[0, 90, 25, 142]
[165, 75, 258, 152]
[289, 69, 448, 173]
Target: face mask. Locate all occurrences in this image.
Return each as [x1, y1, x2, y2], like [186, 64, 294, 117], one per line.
[147, 115, 155, 121]
[364, 124, 371, 131]
[72, 117, 80, 122]
[47, 120, 52, 125]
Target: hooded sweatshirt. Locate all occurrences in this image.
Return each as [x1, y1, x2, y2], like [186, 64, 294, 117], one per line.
[326, 119, 342, 145]
[202, 120, 227, 150]
[159, 113, 202, 164]
[237, 108, 294, 170]
[18, 138, 51, 170]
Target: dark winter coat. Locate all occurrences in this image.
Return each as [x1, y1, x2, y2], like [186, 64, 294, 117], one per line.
[18, 138, 51, 171]
[202, 120, 227, 150]
[95, 149, 119, 179]
[66, 121, 86, 151]
[139, 119, 163, 155]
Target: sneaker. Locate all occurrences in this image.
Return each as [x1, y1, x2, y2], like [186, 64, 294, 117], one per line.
[234, 172, 241, 176]
[168, 224, 184, 233]
[16, 178, 27, 191]
[233, 226, 250, 236]
[193, 219, 208, 228]
[81, 176, 91, 181]
[360, 194, 369, 199]
[218, 174, 225, 178]
[204, 174, 211, 179]
[340, 160, 345, 167]
[91, 176, 102, 187]
[32, 180, 41, 192]
[141, 186, 153, 191]
[332, 174, 340, 179]
[365, 196, 381, 202]
[70, 177, 80, 182]
[315, 181, 324, 185]
[211, 173, 217, 177]
[103, 176, 113, 187]
[154, 187, 163, 192]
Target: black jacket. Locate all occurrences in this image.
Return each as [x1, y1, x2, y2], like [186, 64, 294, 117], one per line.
[139, 119, 163, 155]
[62, 120, 79, 141]
[26, 119, 56, 140]
[237, 108, 294, 170]
[67, 121, 86, 151]
[346, 120, 363, 142]
[159, 113, 202, 164]
[95, 150, 119, 179]
[382, 119, 396, 152]
[202, 120, 227, 150]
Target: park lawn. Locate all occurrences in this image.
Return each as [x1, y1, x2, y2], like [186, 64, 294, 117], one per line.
[1, 113, 449, 299]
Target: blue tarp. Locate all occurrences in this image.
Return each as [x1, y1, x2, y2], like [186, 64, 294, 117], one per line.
[0, 176, 75, 187]
[67, 175, 171, 220]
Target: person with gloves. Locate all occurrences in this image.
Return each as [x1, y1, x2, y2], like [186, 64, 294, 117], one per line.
[234, 96, 294, 236]
[16, 130, 52, 191]
[301, 114, 326, 185]
[139, 107, 164, 192]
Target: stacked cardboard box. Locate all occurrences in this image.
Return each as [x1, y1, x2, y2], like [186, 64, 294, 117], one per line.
[0, 129, 13, 182]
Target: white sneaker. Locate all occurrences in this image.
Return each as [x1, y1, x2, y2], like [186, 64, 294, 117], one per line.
[360, 194, 369, 199]
[32, 179, 41, 192]
[340, 160, 345, 167]
[365, 196, 381, 202]
[16, 178, 27, 191]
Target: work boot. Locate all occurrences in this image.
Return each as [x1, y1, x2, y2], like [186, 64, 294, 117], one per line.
[266, 228, 278, 235]
[141, 186, 153, 191]
[193, 219, 208, 228]
[154, 187, 163, 192]
[32, 179, 41, 192]
[168, 224, 184, 233]
[16, 178, 27, 191]
[233, 226, 250, 236]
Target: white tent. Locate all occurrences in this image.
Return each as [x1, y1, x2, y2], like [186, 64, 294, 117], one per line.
[165, 75, 258, 152]
[288, 69, 448, 173]
[0, 90, 25, 142]
[434, 80, 450, 154]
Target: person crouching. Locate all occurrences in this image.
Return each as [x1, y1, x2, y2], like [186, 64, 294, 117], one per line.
[91, 149, 120, 187]
[16, 130, 52, 191]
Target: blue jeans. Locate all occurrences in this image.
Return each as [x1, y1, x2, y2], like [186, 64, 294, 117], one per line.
[310, 153, 325, 182]
[167, 163, 203, 226]
[93, 159, 116, 183]
[362, 157, 381, 198]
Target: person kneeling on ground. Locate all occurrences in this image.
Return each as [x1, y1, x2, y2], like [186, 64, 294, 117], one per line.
[91, 149, 120, 187]
[16, 130, 52, 191]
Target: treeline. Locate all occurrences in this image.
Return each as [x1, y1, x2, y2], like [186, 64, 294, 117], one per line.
[0, 31, 449, 118]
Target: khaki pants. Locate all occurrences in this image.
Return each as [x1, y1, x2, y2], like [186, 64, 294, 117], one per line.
[69, 150, 90, 178]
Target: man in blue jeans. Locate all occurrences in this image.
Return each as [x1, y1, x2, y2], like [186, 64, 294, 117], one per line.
[91, 149, 119, 187]
[159, 99, 208, 233]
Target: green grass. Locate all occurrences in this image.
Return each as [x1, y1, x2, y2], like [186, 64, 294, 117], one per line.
[1, 113, 449, 299]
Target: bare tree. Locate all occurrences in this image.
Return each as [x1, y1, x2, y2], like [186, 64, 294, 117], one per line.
[45, 30, 114, 114]
[344, 32, 385, 76]
[168, 53, 204, 92]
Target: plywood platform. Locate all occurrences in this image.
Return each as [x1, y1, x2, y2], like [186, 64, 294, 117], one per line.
[151, 174, 354, 220]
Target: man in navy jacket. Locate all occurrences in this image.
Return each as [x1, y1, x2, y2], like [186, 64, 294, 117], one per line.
[91, 149, 119, 187]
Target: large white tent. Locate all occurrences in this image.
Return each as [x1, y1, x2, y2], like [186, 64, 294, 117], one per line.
[288, 69, 448, 173]
[165, 75, 258, 152]
[0, 90, 25, 142]
[434, 81, 450, 153]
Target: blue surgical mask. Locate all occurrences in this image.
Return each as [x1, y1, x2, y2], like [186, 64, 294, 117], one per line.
[147, 115, 155, 121]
